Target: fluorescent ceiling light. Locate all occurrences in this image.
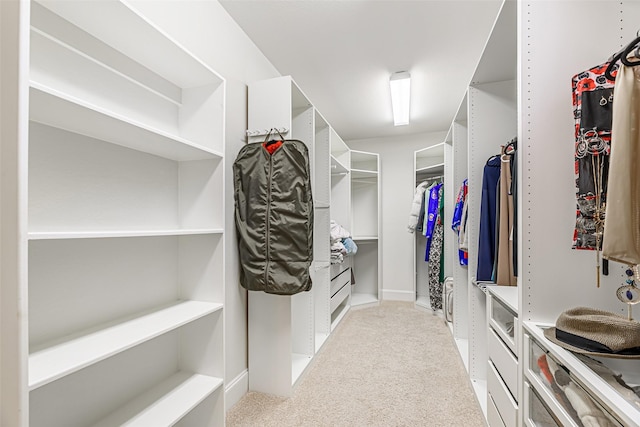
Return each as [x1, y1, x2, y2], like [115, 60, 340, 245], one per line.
[390, 71, 411, 126]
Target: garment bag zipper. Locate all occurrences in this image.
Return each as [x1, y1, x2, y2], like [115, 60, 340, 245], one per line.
[265, 153, 273, 287]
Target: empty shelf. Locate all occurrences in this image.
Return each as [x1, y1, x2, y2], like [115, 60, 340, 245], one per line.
[30, 83, 222, 162]
[29, 300, 223, 390]
[92, 372, 223, 427]
[28, 228, 224, 240]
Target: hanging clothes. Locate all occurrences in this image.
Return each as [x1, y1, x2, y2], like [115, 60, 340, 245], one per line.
[477, 155, 501, 282]
[427, 185, 444, 310]
[452, 179, 469, 266]
[603, 58, 640, 266]
[428, 221, 444, 310]
[438, 186, 445, 285]
[407, 181, 429, 233]
[424, 182, 443, 262]
[571, 62, 614, 251]
[496, 146, 517, 286]
[510, 147, 518, 276]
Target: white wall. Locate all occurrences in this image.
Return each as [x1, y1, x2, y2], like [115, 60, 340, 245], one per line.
[348, 131, 447, 301]
[127, 0, 280, 410]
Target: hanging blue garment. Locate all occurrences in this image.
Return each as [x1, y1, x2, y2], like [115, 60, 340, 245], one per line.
[424, 182, 443, 262]
[477, 156, 501, 282]
[452, 179, 469, 266]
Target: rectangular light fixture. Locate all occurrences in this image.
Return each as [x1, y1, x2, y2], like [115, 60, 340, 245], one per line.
[390, 71, 411, 126]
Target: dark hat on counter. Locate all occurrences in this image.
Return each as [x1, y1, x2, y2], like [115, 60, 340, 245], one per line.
[543, 307, 640, 359]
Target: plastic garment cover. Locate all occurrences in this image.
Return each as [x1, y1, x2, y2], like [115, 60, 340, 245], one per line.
[233, 140, 314, 295]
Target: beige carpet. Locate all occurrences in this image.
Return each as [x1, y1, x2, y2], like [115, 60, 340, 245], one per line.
[226, 301, 485, 427]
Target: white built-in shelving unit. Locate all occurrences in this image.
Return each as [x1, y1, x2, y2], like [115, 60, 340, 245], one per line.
[2, 1, 227, 425]
[313, 110, 332, 353]
[447, 1, 640, 427]
[246, 76, 318, 397]
[350, 150, 381, 307]
[247, 75, 349, 396]
[517, 1, 640, 427]
[447, 93, 470, 363]
[413, 142, 446, 310]
[329, 129, 352, 332]
[446, 0, 517, 420]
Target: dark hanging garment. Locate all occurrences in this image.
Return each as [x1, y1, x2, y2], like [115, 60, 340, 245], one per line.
[510, 148, 518, 276]
[233, 139, 314, 295]
[571, 62, 615, 251]
[477, 155, 501, 282]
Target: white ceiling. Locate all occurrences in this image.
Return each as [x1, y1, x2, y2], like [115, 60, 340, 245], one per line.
[220, 0, 503, 141]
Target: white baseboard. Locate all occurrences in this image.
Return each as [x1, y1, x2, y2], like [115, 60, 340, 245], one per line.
[225, 369, 248, 412]
[381, 289, 415, 302]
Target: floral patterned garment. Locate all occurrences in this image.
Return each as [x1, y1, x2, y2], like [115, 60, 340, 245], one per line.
[428, 222, 444, 311]
[571, 62, 616, 250]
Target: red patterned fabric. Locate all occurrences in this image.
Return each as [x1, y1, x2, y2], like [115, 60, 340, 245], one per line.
[571, 62, 617, 250]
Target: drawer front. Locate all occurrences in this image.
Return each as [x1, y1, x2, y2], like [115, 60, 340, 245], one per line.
[330, 268, 351, 296]
[488, 360, 518, 427]
[488, 327, 518, 400]
[330, 281, 350, 313]
[488, 294, 517, 354]
[330, 261, 350, 280]
[524, 381, 561, 427]
[525, 335, 624, 427]
[488, 392, 507, 427]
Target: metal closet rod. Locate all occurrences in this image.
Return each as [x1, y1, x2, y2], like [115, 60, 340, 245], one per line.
[418, 174, 444, 182]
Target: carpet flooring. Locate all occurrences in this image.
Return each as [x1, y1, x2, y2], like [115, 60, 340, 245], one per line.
[226, 301, 485, 427]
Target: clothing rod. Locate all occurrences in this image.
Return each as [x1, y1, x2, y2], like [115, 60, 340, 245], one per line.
[418, 174, 444, 181]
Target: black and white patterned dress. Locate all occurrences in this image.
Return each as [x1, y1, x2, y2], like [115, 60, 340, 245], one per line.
[428, 216, 444, 310]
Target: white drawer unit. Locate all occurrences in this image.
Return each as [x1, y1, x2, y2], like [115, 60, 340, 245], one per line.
[487, 287, 518, 354]
[330, 267, 351, 297]
[488, 392, 507, 427]
[330, 280, 350, 314]
[488, 327, 518, 398]
[523, 323, 633, 427]
[486, 286, 519, 427]
[329, 265, 351, 331]
[524, 381, 561, 427]
[487, 360, 518, 427]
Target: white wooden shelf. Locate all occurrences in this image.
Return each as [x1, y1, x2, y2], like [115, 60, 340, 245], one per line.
[92, 372, 223, 427]
[353, 236, 378, 242]
[331, 302, 350, 331]
[28, 228, 224, 240]
[29, 300, 223, 390]
[315, 332, 329, 353]
[292, 353, 313, 385]
[350, 292, 378, 307]
[30, 83, 223, 161]
[350, 169, 378, 180]
[486, 285, 518, 314]
[331, 155, 349, 175]
[35, 0, 221, 89]
[472, 378, 488, 418]
[416, 162, 445, 175]
[415, 296, 430, 310]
